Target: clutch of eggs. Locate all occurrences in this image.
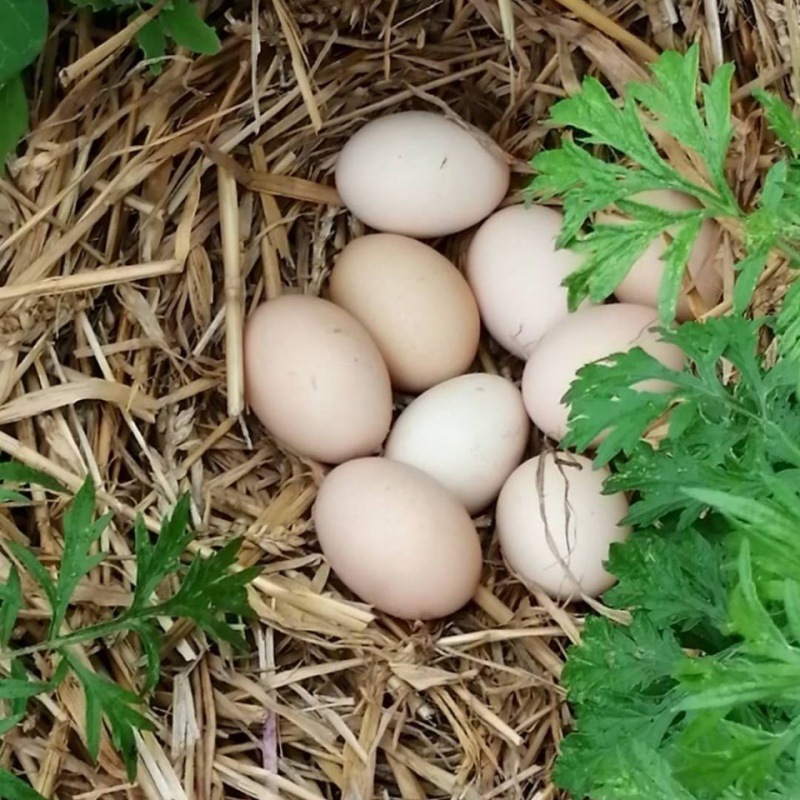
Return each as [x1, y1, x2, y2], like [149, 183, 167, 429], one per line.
[239, 108, 716, 619]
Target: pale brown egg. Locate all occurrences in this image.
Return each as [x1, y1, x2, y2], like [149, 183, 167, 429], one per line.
[522, 303, 685, 444]
[496, 452, 631, 600]
[335, 111, 510, 238]
[329, 234, 481, 393]
[313, 458, 483, 620]
[244, 295, 392, 464]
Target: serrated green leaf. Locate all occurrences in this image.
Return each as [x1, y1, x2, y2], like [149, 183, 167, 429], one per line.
[734, 241, 773, 314]
[677, 657, 800, 709]
[0, 768, 46, 800]
[135, 17, 166, 74]
[658, 215, 704, 323]
[0, 677, 52, 701]
[603, 528, 729, 636]
[0, 0, 48, 86]
[159, 0, 220, 55]
[131, 495, 192, 611]
[129, 619, 161, 693]
[51, 478, 111, 636]
[6, 540, 55, 612]
[784, 581, 800, 645]
[154, 537, 257, 650]
[728, 539, 790, 654]
[756, 89, 800, 156]
[0, 566, 22, 647]
[0, 713, 24, 737]
[66, 653, 153, 779]
[0, 462, 62, 493]
[0, 75, 28, 169]
[671, 713, 795, 795]
[563, 218, 671, 308]
[562, 346, 679, 464]
[776, 277, 800, 362]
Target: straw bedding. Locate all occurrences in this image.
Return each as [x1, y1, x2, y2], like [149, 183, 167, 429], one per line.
[0, 0, 795, 797]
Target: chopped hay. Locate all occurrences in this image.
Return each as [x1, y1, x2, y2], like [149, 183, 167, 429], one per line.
[0, 1, 796, 797]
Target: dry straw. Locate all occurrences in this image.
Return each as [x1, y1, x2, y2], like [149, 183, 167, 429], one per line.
[0, 0, 796, 797]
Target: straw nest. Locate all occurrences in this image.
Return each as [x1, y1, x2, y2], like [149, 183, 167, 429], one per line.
[0, 0, 796, 797]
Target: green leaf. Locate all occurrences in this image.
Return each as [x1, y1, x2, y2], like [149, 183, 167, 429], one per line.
[66, 653, 154, 779]
[0, 462, 62, 493]
[528, 46, 741, 319]
[0, 678, 53, 702]
[562, 345, 679, 464]
[562, 216, 673, 309]
[734, 241, 773, 314]
[155, 536, 258, 650]
[7, 540, 56, 612]
[0, 566, 22, 647]
[671, 713, 797, 795]
[0, 769, 46, 800]
[784, 581, 800, 645]
[658, 215, 703, 323]
[0, 75, 28, 168]
[603, 528, 729, 637]
[50, 477, 111, 636]
[159, 0, 220, 55]
[756, 89, 800, 156]
[135, 17, 166, 74]
[0, 713, 24, 736]
[0, 0, 48, 86]
[129, 619, 161, 693]
[776, 277, 800, 362]
[130, 495, 193, 611]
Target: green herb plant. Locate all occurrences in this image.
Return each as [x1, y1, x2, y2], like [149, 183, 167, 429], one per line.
[0, 0, 221, 168]
[0, 464, 258, 800]
[529, 46, 800, 799]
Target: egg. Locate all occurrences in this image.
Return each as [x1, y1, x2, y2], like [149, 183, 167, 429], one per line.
[466, 204, 585, 359]
[496, 452, 631, 600]
[314, 458, 482, 619]
[384, 374, 530, 514]
[335, 111, 510, 238]
[598, 189, 722, 320]
[329, 234, 481, 392]
[522, 303, 685, 443]
[244, 295, 392, 464]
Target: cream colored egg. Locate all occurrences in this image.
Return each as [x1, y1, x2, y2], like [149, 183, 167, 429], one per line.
[314, 458, 483, 620]
[522, 303, 685, 443]
[335, 111, 510, 238]
[385, 373, 530, 514]
[329, 234, 481, 393]
[599, 189, 722, 320]
[466, 204, 586, 359]
[244, 295, 392, 464]
[496, 452, 631, 600]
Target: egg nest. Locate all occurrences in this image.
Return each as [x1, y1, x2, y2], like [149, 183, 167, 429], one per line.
[0, 1, 794, 797]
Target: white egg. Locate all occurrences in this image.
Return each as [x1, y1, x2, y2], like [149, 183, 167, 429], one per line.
[466, 204, 585, 359]
[385, 373, 530, 514]
[496, 452, 631, 600]
[335, 111, 510, 238]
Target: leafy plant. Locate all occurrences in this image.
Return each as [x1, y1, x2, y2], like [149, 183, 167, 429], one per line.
[532, 47, 800, 800]
[0, 0, 221, 168]
[527, 43, 800, 323]
[0, 467, 258, 799]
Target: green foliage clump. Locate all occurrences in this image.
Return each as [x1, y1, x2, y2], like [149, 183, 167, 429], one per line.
[0, 466, 258, 800]
[0, 0, 220, 167]
[530, 46, 800, 800]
